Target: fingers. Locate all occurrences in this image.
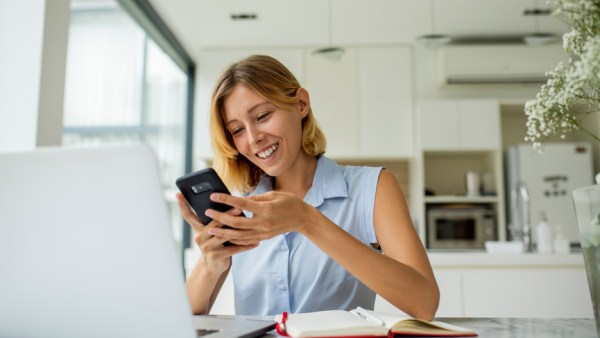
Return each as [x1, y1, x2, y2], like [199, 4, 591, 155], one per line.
[245, 191, 278, 202]
[196, 231, 259, 262]
[224, 207, 245, 218]
[176, 192, 205, 232]
[205, 208, 252, 230]
[206, 226, 266, 245]
[225, 242, 260, 253]
[210, 193, 261, 211]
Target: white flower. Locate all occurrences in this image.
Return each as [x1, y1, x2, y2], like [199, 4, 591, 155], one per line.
[524, 0, 600, 146]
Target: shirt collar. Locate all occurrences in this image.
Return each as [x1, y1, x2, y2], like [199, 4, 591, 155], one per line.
[249, 156, 348, 207]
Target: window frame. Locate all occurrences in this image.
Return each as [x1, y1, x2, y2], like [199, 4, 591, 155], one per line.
[117, 0, 196, 263]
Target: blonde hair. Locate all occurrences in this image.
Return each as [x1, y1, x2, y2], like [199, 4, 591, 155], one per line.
[210, 55, 326, 193]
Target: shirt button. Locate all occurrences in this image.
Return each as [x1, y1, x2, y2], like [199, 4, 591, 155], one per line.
[281, 245, 288, 251]
[280, 284, 287, 291]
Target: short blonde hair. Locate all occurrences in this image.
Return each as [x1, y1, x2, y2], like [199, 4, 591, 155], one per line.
[210, 55, 326, 193]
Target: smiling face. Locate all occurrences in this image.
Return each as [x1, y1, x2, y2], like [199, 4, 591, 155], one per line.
[209, 55, 326, 192]
[222, 83, 310, 177]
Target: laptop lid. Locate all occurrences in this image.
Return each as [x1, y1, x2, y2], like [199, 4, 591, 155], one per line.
[0, 145, 197, 338]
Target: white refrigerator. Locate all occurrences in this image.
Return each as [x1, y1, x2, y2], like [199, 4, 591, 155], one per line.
[506, 142, 594, 244]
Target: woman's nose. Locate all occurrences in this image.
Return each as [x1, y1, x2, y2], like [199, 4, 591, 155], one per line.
[246, 126, 264, 145]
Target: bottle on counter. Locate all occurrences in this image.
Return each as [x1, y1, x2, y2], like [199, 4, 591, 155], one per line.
[536, 212, 554, 254]
[481, 171, 495, 196]
[553, 226, 571, 254]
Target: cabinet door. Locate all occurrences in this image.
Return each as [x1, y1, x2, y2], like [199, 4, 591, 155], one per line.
[331, 0, 431, 45]
[305, 49, 359, 158]
[195, 0, 328, 48]
[463, 269, 593, 318]
[418, 100, 500, 150]
[358, 47, 413, 157]
[434, 0, 535, 36]
[458, 100, 500, 150]
[418, 101, 461, 150]
[434, 270, 463, 317]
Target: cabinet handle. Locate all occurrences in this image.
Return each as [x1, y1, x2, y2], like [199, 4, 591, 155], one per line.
[230, 13, 258, 20]
[523, 8, 552, 16]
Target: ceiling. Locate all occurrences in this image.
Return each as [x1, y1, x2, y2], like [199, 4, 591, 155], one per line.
[146, 0, 567, 63]
[147, 0, 210, 60]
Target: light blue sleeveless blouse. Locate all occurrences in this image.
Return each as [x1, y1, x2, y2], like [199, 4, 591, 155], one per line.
[232, 156, 382, 315]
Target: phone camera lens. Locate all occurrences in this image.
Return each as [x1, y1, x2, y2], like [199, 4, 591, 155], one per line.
[191, 182, 212, 194]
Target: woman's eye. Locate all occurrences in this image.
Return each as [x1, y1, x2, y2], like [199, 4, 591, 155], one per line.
[257, 112, 271, 121]
[231, 127, 244, 136]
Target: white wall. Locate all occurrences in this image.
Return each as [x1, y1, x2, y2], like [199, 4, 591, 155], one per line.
[0, 0, 69, 152]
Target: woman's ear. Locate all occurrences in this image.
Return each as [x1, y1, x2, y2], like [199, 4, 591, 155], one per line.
[296, 88, 310, 118]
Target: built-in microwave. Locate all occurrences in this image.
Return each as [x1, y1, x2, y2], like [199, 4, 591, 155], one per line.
[427, 206, 496, 249]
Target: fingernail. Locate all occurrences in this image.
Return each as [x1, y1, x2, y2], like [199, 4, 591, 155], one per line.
[208, 228, 217, 235]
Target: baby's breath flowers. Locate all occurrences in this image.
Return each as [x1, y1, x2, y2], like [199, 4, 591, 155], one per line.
[524, 0, 600, 151]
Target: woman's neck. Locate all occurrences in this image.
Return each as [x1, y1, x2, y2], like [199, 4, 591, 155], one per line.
[273, 152, 318, 199]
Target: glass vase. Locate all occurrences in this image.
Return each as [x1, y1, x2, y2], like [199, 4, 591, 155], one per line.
[572, 183, 600, 338]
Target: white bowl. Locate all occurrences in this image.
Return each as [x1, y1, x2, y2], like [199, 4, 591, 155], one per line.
[485, 241, 525, 254]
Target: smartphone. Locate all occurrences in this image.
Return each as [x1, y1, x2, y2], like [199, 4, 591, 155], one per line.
[176, 168, 240, 245]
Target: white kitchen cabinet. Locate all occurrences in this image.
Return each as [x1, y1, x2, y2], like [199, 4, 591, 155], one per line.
[374, 270, 462, 317]
[331, 0, 431, 45]
[462, 268, 592, 318]
[305, 48, 360, 158]
[358, 47, 413, 158]
[195, 49, 304, 162]
[434, 270, 463, 317]
[376, 261, 592, 318]
[427, 253, 593, 318]
[418, 100, 500, 150]
[306, 46, 414, 159]
[433, 0, 568, 37]
[193, 0, 328, 48]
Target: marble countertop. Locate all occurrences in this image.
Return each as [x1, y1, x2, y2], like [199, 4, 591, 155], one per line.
[439, 318, 597, 338]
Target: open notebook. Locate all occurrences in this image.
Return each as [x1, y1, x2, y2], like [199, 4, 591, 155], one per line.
[0, 145, 275, 338]
[276, 307, 477, 337]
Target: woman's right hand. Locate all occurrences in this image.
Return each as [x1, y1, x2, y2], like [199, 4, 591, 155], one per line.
[176, 192, 258, 275]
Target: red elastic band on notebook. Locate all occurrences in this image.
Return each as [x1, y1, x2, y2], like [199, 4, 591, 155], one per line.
[275, 311, 289, 336]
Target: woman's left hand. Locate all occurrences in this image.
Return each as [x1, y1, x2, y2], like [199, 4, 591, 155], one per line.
[204, 191, 313, 245]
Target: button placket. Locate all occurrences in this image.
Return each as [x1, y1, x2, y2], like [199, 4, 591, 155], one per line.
[275, 236, 291, 311]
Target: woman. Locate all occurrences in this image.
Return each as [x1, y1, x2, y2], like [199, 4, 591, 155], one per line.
[177, 55, 439, 320]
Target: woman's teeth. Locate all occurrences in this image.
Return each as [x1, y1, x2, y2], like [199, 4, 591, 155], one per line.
[257, 143, 279, 159]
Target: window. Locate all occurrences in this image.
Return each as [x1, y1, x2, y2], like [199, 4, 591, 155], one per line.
[63, 1, 191, 251]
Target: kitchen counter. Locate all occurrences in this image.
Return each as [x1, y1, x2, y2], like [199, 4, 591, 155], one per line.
[427, 251, 584, 267]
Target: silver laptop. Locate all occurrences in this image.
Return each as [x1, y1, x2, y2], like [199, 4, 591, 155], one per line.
[0, 145, 275, 338]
